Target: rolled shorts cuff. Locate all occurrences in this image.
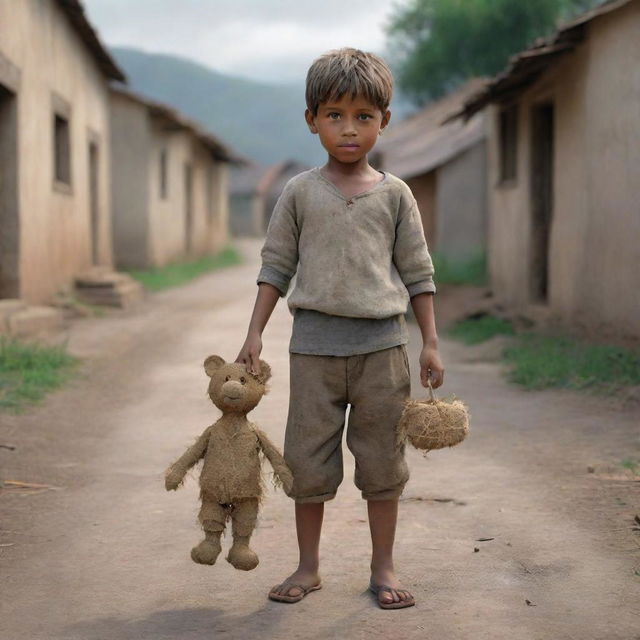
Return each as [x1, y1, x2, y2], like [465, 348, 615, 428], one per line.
[361, 483, 407, 501]
[292, 492, 337, 504]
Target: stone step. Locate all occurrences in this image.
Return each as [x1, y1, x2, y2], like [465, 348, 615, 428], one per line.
[5, 305, 65, 339]
[74, 273, 144, 309]
[0, 298, 28, 335]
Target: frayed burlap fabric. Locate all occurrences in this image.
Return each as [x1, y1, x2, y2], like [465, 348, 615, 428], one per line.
[397, 380, 469, 452]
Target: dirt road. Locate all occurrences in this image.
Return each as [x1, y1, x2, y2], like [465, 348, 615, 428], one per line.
[1, 239, 639, 640]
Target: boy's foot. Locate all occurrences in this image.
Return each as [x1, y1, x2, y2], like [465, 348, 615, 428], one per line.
[268, 569, 322, 603]
[369, 570, 415, 609]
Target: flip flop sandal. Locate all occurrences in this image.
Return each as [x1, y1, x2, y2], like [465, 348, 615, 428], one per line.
[369, 581, 416, 609]
[268, 581, 322, 603]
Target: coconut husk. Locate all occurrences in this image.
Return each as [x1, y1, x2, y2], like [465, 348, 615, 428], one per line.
[397, 381, 470, 452]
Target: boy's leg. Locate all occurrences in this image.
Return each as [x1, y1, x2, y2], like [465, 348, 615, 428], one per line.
[346, 345, 414, 606]
[270, 352, 348, 601]
[368, 499, 414, 606]
[269, 502, 324, 599]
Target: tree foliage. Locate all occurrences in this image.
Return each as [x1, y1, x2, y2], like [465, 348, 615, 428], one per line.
[386, 0, 601, 103]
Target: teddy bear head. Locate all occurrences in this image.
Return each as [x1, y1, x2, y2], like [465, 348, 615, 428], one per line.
[203, 355, 272, 414]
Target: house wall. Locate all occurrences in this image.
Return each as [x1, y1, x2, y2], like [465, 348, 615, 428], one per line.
[436, 141, 487, 261]
[109, 93, 150, 269]
[486, 1, 640, 339]
[0, 0, 113, 303]
[406, 173, 437, 251]
[147, 127, 229, 267]
[229, 194, 262, 237]
[208, 159, 229, 253]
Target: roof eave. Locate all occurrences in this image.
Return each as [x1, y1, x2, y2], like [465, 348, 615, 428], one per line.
[56, 0, 126, 82]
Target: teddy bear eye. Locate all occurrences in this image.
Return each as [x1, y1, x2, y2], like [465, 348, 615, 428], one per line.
[225, 375, 230, 382]
[240, 376, 246, 384]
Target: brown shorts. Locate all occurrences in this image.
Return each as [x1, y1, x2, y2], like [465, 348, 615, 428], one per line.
[284, 344, 411, 502]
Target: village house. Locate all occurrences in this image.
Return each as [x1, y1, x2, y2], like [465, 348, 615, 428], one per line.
[372, 79, 488, 264]
[229, 160, 309, 237]
[109, 87, 240, 269]
[0, 0, 127, 329]
[456, 0, 640, 342]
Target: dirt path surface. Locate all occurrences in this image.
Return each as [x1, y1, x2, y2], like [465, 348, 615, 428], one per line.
[1, 239, 639, 640]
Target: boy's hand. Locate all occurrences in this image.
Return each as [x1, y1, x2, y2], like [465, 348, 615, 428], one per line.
[235, 332, 263, 375]
[419, 344, 444, 389]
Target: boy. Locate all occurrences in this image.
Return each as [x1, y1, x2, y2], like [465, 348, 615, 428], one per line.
[235, 48, 444, 609]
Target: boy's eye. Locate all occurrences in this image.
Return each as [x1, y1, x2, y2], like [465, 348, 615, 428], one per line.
[328, 112, 340, 120]
[358, 114, 373, 120]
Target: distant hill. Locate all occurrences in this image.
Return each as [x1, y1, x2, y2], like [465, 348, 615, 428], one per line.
[111, 47, 324, 166]
[111, 47, 417, 167]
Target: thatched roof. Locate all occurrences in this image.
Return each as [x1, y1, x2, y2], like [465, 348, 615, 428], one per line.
[111, 86, 245, 164]
[453, 0, 634, 121]
[55, 0, 125, 82]
[376, 79, 487, 180]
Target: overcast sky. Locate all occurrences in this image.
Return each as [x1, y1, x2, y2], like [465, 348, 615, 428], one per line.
[84, 0, 401, 85]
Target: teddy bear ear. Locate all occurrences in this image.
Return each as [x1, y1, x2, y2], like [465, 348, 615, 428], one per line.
[256, 360, 272, 384]
[204, 355, 226, 377]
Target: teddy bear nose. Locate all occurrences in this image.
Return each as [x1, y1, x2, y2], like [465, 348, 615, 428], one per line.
[222, 380, 243, 399]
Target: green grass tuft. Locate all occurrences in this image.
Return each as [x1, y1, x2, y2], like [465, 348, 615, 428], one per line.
[503, 333, 640, 391]
[432, 249, 488, 286]
[127, 245, 242, 292]
[446, 314, 515, 345]
[620, 458, 640, 476]
[0, 338, 79, 413]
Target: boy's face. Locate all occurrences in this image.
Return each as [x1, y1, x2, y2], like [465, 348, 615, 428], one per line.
[305, 94, 390, 165]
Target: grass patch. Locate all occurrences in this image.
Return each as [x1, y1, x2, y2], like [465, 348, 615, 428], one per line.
[432, 249, 487, 286]
[447, 312, 640, 393]
[127, 245, 242, 292]
[503, 333, 640, 391]
[0, 338, 79, 413]
[446, 314, 515, 345]
[620, 458, 640, 476]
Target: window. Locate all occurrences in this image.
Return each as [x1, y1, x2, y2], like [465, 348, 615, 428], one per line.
[498, 104, 518, 183]
[207, 165, 216, 224]
[54, 114, 71, 185]
[159, 149, 168, 198]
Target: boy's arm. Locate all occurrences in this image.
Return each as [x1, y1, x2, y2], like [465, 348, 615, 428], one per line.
[236, 283, 280, 375]
[392, 199, 436, 296]
[410, 292, 445, 389]
[237, 183, 299, 376]
[392, 196, 444, 388]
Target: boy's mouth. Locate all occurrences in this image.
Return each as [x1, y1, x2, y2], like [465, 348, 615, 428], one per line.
[339, 143, 360, 148]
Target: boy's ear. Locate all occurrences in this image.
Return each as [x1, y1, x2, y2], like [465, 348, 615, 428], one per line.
[254, 360, 272, 385]
[204, 355, 226, 377]
[380, 109, 391, 133]
[305, 108, 318, 134]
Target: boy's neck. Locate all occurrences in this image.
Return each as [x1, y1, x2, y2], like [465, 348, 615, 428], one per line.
[321, 155, 378, 181]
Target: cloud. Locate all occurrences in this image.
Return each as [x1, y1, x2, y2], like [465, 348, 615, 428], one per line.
[84, 0, 398, 83]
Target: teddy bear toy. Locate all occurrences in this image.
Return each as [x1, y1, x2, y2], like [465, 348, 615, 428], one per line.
[164, 355, 293, 571]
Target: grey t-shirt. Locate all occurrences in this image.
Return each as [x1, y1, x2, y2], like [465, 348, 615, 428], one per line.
[257, 167, 437, 356]
[289, 308, 409, 356]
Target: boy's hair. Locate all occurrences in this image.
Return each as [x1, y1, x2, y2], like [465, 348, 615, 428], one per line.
[305, 47, 393, 115]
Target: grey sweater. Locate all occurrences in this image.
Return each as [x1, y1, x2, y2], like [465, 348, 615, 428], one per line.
[257, 168, 436, 320]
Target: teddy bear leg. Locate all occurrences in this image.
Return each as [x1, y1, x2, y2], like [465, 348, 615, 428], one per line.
[226, 498, 260, 571]
[192, 501, 227, 565]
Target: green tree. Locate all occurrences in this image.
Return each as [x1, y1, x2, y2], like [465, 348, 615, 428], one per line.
[387, 0, 600, 103]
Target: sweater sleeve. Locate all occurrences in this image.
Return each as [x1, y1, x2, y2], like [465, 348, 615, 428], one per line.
[256, 183, 299, 297]
[392, 198, 436, 294]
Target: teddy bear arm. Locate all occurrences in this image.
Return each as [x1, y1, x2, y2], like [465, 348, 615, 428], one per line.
[255, 429, 294, 494]
[165, 427, 212, 490]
